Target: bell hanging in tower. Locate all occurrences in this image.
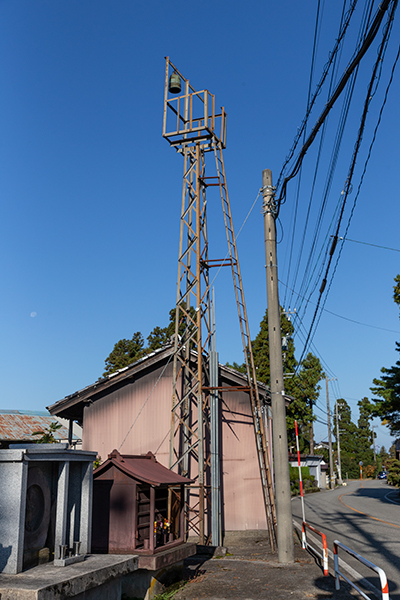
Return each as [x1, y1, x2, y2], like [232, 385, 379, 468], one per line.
[168, 72, 181, 94]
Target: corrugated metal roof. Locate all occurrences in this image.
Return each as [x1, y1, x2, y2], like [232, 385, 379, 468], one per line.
[0, 410, 72, 442]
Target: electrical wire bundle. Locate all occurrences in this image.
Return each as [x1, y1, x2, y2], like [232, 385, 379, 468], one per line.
[273, 0, 399, 368]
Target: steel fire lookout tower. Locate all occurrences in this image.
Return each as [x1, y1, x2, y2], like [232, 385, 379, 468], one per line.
[162, 58, 276, 547]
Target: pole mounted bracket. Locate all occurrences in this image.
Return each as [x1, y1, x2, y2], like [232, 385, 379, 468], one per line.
[262, 185, 277, 217]
[262, 199, 278, 217]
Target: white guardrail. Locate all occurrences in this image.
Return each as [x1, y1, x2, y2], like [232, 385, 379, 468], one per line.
[333, 540, 390, 600]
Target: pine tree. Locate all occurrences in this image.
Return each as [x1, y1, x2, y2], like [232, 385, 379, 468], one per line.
[103, 332, 145, 376]
[251, 309, 297, 384]
[355, 397, 375, 469]
[370, 275, 400, 434]
[286, 353, 324, 452]
[334, 398, 375, 479]
[245, 309, 323, 451]
[334, 399, 359, 478]
[103, 307, 197, 376]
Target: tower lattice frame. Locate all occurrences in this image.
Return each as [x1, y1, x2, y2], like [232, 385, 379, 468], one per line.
[163, 57, 276, 547]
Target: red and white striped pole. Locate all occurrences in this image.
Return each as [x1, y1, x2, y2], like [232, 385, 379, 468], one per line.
[295, 420, 306, 524]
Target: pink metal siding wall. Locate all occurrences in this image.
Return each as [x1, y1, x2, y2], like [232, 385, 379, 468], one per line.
[83, 363, 173, 465]
[83, 363, 267, 532]
[221, 388, 267, 531]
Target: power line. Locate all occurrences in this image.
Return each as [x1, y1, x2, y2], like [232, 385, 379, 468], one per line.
[322, 307, 400, 334]
[296, 1, 399, 365]
[282, 2, 364, 311]
[277, 0, 392, 211]
[276, 0, 359, 192]
[310, 16, 400, 350]
[283, 0, 326, 308]
[280, 279, 400, 334]
[282, 2, 373, 329]
[341, 237, 400, 253]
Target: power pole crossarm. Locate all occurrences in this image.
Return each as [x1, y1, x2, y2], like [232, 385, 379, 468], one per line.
[263, 169, 294, 564]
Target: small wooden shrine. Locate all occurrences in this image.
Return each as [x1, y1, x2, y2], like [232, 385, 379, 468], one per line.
[92, 450, 193, 555]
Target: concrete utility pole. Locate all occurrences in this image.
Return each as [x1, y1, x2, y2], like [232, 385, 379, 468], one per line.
[325, 377, 335, 489]
[262, 169, 294, 564]
[335, 399, 343, 485]
[372, 425, 377, 464]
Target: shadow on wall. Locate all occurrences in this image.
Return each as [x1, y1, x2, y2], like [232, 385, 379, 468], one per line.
[0, 543, 12, 572]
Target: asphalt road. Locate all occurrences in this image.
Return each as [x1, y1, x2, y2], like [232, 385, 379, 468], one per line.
[292, 480, 400, 599]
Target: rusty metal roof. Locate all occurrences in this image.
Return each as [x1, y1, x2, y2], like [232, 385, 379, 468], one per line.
[94, 449, 193, 486]
[0, 410, 73, 442]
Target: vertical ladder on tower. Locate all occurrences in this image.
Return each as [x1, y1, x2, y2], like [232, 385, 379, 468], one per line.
[212, 139, 277, 548]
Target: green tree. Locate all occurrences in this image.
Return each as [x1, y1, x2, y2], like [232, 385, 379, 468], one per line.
[103, 307, 197, 376]
[251, 309, 297, 384]
[370, 345, 400, 435]
[379, 445, 389, 467]
[375, 445, 389, 474]
[334, 399, 359, 478]
[370, 275, 400, 434]
[32, 421, 62, 443]
[286, 353, 324, 452]
[393, 274, 400, 306]
[386, 458, 400, 487]
[238, 308, 324, 451]
[355, 397, 375, 470]
[146, 308, 178, 352]
[146, 326, 170, 352]
[334, 398, 375, 479]
[225, 361, 247, 374]
[103, 332, 145, 376]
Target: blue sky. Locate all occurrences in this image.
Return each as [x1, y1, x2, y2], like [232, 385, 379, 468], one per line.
[1, 1, 398, 453]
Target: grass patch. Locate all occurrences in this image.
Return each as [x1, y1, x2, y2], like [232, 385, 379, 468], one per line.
[153, 579, 188, 600]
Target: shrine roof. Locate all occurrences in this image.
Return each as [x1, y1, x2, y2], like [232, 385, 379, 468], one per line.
[94, 449, 194, 486]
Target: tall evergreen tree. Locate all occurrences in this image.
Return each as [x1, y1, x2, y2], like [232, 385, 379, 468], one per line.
[370, 344, 400, 435]
[103, 332, 146, 376]
[103, 307, 197, 376]
[243, 309, 324, 451]
[370, 275, 400, 434]
[334, 399, 359, 478]
[286, 353, 324, 452]
[334, 398, 375, 479]
[252, 309, 297, 383]
[146, 326, 170, 352]
[379, 445, 389, 467]
[355, 397, 375, 467]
